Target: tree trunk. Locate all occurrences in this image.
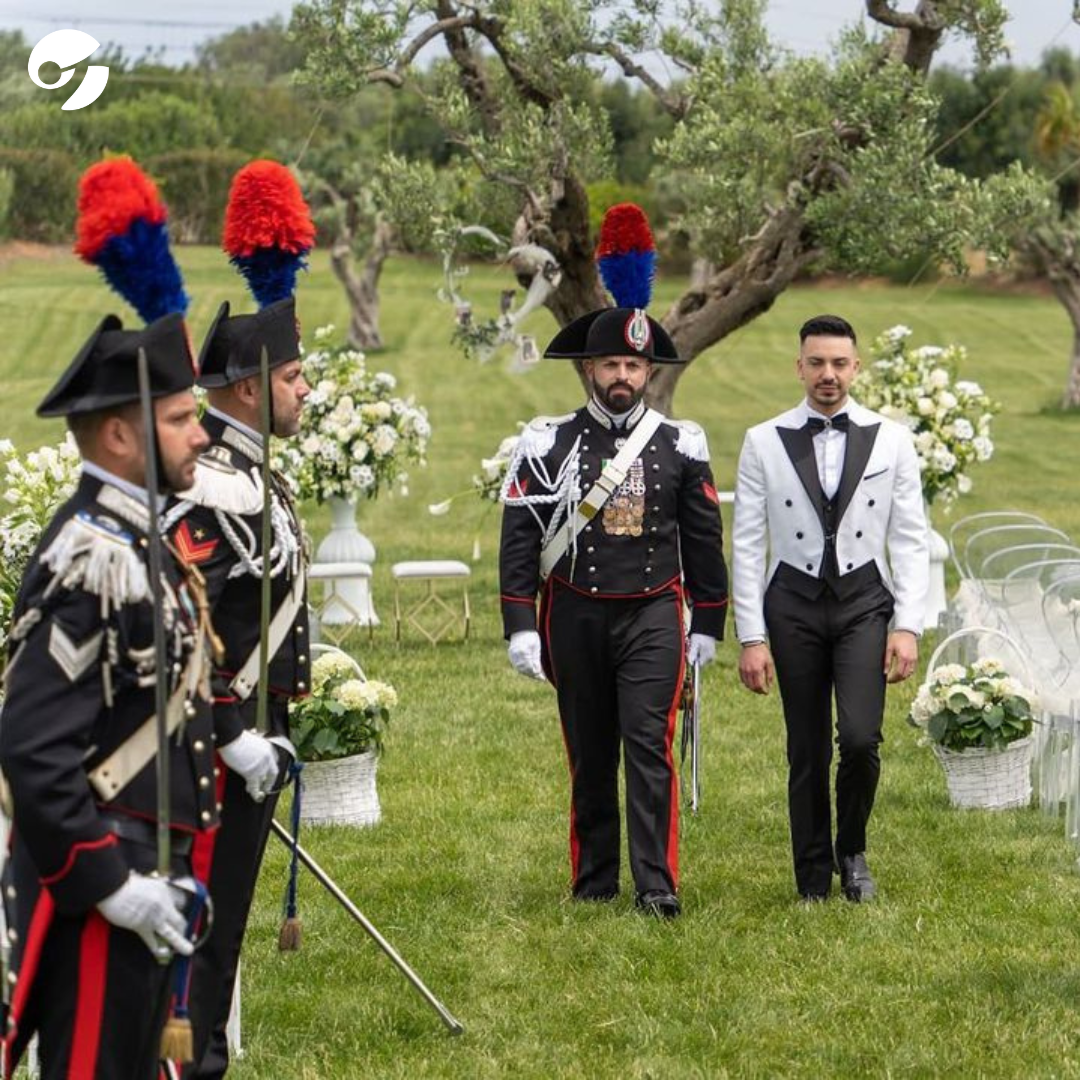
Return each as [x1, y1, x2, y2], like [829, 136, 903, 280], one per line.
[1021, 231, 1080, 409]
[647, 207, 821, 416]
[328, 219, 395, 351]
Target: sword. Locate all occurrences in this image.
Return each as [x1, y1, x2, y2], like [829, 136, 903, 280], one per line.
[256, 345, 272, 735]
[269, 819, 464, 1035]
[137, 348, 173, 886]
[679, 657, 702, 813]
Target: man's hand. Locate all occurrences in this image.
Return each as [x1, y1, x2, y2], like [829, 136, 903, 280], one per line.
[884, 630, 918, 684]
[507, 630, 545, 681]
[97, 872, 192, 962]
[738, 642, 774, 695]
[686, 633, 717, 668]
[219, 730, 280, 802]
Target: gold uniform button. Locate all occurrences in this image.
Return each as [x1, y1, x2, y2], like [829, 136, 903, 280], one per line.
[7, 972, 17, 986]
[7, 928, 16, 943]
[200, 810, 212, 823]
[216, 802, 224, 812]
[590, 586, 598, 594]
[199, 777, 211, 789]
[298, 655, 308, 664]
[193, 740, 206, 753]
[297, 681, 307, 692]
[5, 886, 15, 900]
[214, 767, 222, 778]
[295, 626, 305, 636]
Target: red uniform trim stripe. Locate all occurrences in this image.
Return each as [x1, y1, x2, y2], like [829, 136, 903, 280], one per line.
[690, 599, 729, 608]
[40, 835, 118, 886]
[3, 889, 55, 1072]
[549, 573, 681, 601]
[665, 587, 687, 890]
[500, 594, 536, 605]
[68, 913, 110, 1080]
[191, 756, 229, 885]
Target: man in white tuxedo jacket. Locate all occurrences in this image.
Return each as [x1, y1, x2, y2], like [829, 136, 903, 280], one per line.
[732, 314, 928, 902]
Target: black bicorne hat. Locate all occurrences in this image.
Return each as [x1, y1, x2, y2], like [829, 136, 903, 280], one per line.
[542, 203, 683, 364]
[543, 307, 680, 363]
[37, 312, 196, 418]
[196, 297, 300, 389]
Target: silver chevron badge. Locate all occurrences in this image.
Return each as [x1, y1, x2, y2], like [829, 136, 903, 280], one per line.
[48, 624, 103, 683]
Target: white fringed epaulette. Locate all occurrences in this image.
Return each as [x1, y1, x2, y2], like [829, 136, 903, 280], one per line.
[518, 412, 575, 460]
[39, 510, 149, 608]
[173, 452, 265, 516]
[668, 419, 710, 463]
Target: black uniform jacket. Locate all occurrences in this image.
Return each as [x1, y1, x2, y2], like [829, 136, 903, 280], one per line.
[165, 410, 310, 745]
[0, 472, 219, 915]
[499, 400, 728, 639]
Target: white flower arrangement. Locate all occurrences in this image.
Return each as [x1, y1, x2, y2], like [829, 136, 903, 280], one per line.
[908, 657, 1036, 753]
[290, 650, 397, 761]
[857, 326, 999, 509]
[0, 436, 81, 656]
[273, 325, 430, 505]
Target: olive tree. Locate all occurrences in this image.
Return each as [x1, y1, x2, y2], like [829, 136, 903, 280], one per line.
[291, 0, 1046, 412]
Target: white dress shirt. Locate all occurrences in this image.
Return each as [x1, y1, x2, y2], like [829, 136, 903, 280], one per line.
[798, 400, 848, 499]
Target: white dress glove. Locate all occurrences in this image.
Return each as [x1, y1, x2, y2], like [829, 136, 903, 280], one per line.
[687, 633, 717, 668]
[219, 730, 280, 802]
[507, 630, 545, 680]
[97, 872, 192, 961]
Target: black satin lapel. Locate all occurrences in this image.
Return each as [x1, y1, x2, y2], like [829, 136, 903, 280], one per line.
[835, 422, 880, 523]
[777, 426, 826, 525]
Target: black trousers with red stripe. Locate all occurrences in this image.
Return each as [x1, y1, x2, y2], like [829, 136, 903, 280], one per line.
[3, 839, 186, 1080]
[540, 581, 685, 900]
[183, 699, 288, 1080]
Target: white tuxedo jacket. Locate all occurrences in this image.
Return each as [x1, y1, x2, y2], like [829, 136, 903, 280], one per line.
[732, 399, 929, 642]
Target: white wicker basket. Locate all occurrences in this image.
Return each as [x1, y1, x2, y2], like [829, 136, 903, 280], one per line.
[299, 750, 381, 827]
[924, 626, 1035, 811]
[298, 644, 381, 827]
[932, 736, 1034, 810]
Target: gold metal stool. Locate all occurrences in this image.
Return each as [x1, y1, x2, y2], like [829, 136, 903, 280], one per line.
[391, 560, 471, 644]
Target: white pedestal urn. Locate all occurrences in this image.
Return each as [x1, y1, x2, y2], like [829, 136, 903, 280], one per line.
[923, 500, 948, 632]
[315, 495, 380, 626]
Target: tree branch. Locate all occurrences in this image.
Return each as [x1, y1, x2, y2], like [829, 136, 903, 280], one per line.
[864, 0, 943, 32]
[582, 40, 689, 120]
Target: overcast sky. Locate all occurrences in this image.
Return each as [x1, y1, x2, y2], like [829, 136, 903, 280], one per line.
[1, 0, 1077, 70]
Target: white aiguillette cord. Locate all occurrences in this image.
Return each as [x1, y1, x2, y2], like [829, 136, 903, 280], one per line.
[539, 408, 663, 581]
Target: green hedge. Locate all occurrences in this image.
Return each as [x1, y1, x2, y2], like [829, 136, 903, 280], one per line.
[143, 148, 250, 244]
[0, 148, 78, 243]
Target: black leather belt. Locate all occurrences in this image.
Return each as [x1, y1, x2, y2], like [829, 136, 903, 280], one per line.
[101, 815, 194, 858]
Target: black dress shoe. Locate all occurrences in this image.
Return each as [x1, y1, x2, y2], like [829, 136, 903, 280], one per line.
[839, 853, 876, 902]
[798, 890, 829, 904]
[635, 890, 681, 919]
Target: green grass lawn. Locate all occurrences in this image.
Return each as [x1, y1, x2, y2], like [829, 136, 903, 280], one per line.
[5, 247, 1080, 1077]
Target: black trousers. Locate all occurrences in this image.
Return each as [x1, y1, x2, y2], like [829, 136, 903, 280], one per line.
[540, 581, 685, 899]
[183, 698, 289, 1080]
[764, 564, 894, 896]
[3, 838, 188, 1080]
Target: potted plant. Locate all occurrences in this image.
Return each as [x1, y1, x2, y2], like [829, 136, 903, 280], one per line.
[909, 648, 1038, 810]
[289, 646, 397, 826]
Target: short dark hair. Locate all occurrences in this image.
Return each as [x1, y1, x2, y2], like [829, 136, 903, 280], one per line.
[799, 314, 856, 345]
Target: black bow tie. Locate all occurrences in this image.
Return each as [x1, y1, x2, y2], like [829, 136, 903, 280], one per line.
[806, 414, 849, 434]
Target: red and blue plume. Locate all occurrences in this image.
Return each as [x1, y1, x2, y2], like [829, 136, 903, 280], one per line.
[222, 160, 315, 309]
[596, 203, 656, 310]
[75, 156, 188, 322]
